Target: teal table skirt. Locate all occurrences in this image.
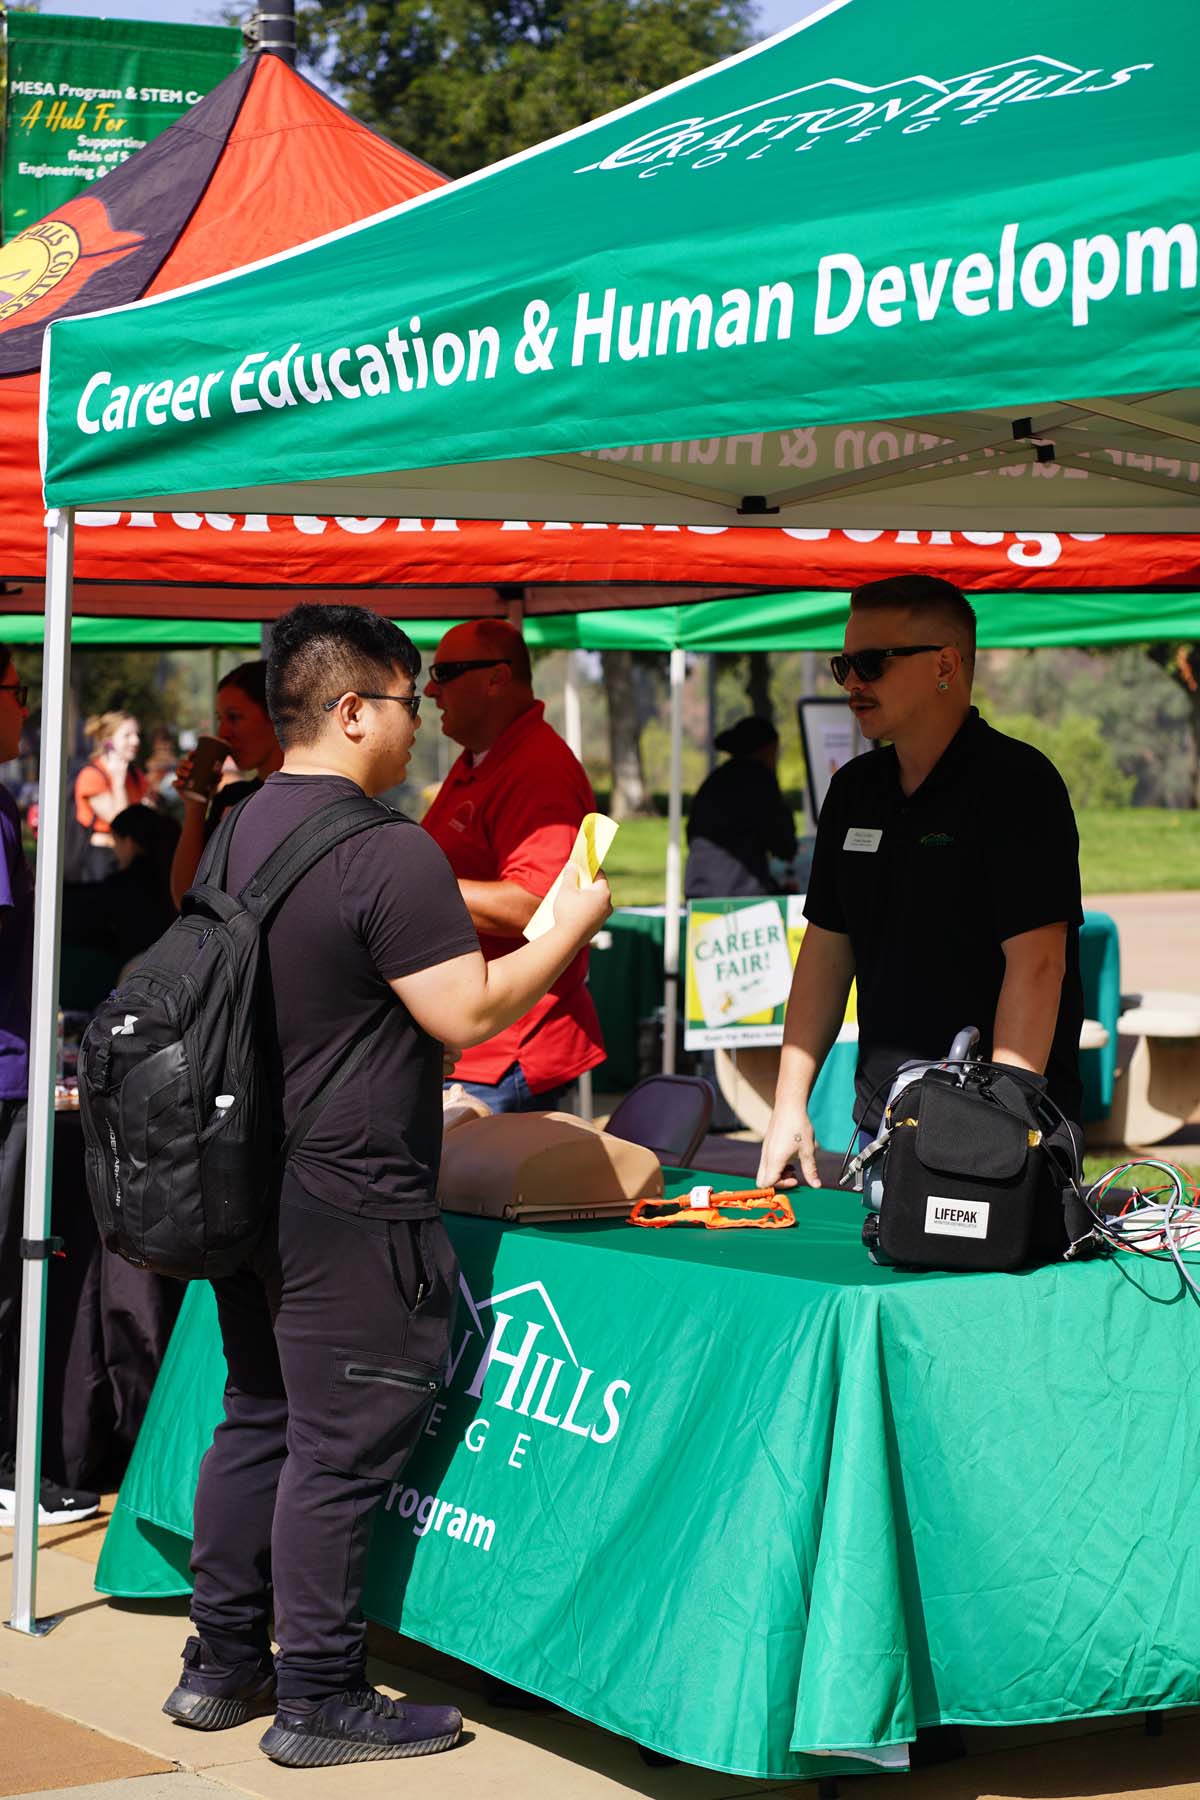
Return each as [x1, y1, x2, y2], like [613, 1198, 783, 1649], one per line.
[590, 908, 1121, 1126]
[98, 1170, 1199, 1779]
[588, 908, 666, 1089]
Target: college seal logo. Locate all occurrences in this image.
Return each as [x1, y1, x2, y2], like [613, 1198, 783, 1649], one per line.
[0, 218, 81, 322]
[0, 194, 146, 375]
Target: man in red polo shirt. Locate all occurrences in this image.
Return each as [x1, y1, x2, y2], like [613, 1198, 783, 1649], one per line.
[422, 620, 605, 1111]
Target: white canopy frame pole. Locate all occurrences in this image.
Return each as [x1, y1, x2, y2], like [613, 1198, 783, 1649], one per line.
[661, 648, 685, 1075]
[562, 652, 594, 1122]
[563, 648, 583, 761]
[9, 506, 74, 1636]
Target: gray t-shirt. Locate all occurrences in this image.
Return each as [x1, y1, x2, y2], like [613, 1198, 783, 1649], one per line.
[227, 772, 478, 1219]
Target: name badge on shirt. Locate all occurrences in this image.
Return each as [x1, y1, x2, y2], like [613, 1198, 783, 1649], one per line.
[844, 827, 882, 853]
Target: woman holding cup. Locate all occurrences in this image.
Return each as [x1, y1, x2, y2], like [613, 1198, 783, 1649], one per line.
[169, 661, 283, 906]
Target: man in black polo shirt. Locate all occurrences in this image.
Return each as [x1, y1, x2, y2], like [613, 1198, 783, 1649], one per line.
[758, 574, 1083, 1189]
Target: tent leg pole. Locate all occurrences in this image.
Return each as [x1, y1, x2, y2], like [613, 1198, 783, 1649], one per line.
[564, 656, 595, 1122]
[563, 650, 583, 760]
[8, 507, 74, 1638]
[662, 649, 685, 1076]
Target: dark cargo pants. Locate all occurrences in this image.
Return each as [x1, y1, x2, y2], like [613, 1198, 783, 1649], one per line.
[189, 1174, 458, 1703]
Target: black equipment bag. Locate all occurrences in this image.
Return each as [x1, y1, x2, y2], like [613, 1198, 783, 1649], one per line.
[864, 1065, 1076, 1273]
[78, 793, 400, 1281]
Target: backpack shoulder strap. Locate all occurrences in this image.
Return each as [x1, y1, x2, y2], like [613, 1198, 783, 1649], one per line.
[193, 793, 254, 895]
[238, 794, 402, 918]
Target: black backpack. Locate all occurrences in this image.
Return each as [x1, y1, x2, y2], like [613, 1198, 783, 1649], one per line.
[78, 792, 400, 1280]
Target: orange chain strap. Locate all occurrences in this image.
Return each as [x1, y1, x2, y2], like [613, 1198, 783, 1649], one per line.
[629, 1186, 795, 1230]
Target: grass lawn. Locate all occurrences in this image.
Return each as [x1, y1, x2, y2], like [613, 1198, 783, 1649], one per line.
[605, 808, 1200, 908]
[1082, 1154, 1200, 1186]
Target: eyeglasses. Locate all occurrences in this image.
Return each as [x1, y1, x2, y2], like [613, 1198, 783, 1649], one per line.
[829, 646, 944, 687]
[0, 682, 28, 707]
[429, 658, 511, 685]
[323, 691, 421, 717]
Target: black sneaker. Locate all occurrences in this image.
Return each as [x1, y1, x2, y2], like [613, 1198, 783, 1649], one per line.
[163, 1635, 278, 1731]
[259, 1686, 462, 1768]
[0, 1452, 100, 1526]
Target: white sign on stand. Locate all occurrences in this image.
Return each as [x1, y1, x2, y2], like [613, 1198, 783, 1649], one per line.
[797, 696, 869, 823]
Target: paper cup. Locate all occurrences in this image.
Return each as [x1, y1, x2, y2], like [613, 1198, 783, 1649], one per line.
[180, 734, 232, 803]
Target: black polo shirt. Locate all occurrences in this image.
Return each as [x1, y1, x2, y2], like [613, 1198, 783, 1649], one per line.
[805, 708, 1083, 1124]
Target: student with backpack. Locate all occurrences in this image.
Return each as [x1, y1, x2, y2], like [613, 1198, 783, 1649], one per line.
[136, 605, 610, 1768]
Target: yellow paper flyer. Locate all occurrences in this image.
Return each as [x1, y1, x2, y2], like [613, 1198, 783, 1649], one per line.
[523, 812, 619, 941]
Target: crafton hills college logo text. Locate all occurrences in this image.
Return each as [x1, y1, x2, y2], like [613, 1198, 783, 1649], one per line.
[419, 1272, 632, 1474]
[577, 56, 1154, 177]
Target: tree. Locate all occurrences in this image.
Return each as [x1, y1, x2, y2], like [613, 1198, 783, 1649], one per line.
[299, 0, 758, 179]
[743, 650, 773, 722]
[975, 645, 1195, 809]
[601, 649, 652, 818]
[1147, 643, 1200, 809]
[982, 709, 1134, 810]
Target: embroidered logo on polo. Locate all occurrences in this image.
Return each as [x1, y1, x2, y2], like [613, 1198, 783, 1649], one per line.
[918, 831, 956, 848]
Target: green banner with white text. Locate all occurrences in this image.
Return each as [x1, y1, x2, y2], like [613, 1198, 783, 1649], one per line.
[1, 11, 241, 239]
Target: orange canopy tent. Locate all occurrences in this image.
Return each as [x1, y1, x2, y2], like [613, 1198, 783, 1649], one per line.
[3, 52, 1200, 620]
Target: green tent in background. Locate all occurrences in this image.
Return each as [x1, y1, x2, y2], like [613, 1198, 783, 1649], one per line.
[5, 587, 1200, 650]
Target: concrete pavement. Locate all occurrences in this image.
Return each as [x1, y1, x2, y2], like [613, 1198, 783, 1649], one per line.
[1086, 891, 1200, 998]
[6, 1520, 1200, 1800]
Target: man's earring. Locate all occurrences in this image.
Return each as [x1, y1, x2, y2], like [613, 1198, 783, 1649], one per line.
[937, 679, 949, 691]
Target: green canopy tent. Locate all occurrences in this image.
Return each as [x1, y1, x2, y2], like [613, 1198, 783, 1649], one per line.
[18, 0, 1200, 1627]
[5, 587, 1200, 651]
[39, 6, 1200, 529]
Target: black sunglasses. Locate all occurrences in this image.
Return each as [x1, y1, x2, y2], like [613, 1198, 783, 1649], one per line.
[429, 658, 511, 685]
[323, 691, 421, 716]
[0, 681, 29, 707]
[830, 646, 944, 686]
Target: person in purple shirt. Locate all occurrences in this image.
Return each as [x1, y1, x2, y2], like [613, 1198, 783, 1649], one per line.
[0, 646, 98, 1526]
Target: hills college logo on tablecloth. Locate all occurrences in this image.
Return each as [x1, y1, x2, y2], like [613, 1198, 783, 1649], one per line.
[578, 57, 1154, 178]
[382, 1270, 634, 1557]
[425, 1272, 632, 1471]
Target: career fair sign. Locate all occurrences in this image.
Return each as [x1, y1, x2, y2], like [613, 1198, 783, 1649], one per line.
[2, 13, 241, 238]
[685, 896, 857, 1050]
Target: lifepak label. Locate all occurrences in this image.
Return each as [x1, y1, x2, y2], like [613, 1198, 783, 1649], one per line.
[844, 827, 882, 852]
[925, 1195, 990, 1239]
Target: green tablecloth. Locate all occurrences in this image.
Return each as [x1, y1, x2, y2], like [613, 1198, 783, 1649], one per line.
[590, 908, 1121, 1127]
[97, 1169, 1199, 1779]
